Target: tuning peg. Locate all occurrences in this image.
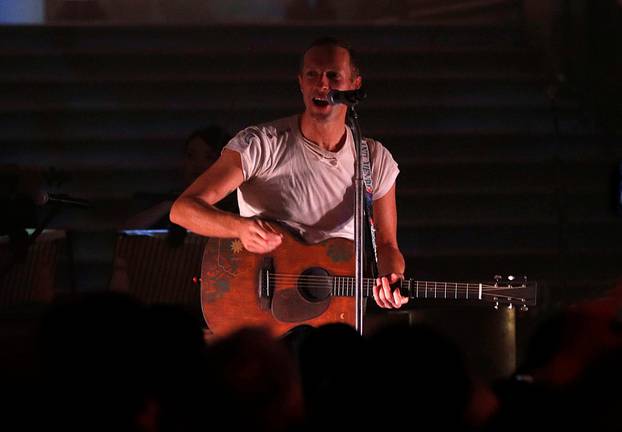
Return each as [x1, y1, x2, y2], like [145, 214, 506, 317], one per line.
[520, 304, 529, 312]
[522, 275, 528, 287]
[494, 275, 502, 287]
[494, 301, 499, 310]
[507, 275, 515, 281]
[507, 302, 513, 310]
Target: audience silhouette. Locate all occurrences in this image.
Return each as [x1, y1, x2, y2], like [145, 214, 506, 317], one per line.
[3, 282, 621, 431]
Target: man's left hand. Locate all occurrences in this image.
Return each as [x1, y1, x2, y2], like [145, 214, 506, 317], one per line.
[372, 273, 409, 309]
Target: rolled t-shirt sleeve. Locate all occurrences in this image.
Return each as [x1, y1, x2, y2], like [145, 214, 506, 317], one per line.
[369, 139, 400, 200]
[223, 127, 271, 181]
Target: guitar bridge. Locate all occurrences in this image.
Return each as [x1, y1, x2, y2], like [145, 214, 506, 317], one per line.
[258, 257, 274, 311]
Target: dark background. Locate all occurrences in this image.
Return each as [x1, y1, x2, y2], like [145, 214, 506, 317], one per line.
[1, 0, 621, 380]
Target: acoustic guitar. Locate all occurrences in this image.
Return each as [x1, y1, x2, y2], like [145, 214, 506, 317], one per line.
[200, 229, 537, 338]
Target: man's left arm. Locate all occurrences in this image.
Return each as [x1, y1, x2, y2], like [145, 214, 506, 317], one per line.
[372, 183, 408, 309]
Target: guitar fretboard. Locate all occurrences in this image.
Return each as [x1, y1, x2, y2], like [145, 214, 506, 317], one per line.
[331, 277, 486, 300]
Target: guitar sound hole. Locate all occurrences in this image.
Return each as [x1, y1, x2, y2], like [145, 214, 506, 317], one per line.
[298, 267, 331, 302]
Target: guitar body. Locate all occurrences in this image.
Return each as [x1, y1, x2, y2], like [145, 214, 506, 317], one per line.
[201, 231, 357, 339]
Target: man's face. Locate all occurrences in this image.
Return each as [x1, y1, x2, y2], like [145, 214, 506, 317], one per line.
[298, 45, 362, 122]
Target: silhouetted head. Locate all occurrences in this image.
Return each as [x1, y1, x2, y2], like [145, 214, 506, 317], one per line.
[182, 125, 231, 185]
[367, 323, 472, 429]
[294, 323, 368, 428]
[205, 327, 305, 431]
[36, 292, 151, 431]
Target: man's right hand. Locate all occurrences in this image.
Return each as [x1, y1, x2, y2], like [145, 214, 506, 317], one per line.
[238, 218, 283, 253]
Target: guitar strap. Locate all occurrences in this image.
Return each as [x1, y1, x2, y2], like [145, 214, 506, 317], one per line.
[360, 138, 379, 276]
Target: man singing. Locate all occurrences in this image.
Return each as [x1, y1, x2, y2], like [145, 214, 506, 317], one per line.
[170, 37, 408, 311]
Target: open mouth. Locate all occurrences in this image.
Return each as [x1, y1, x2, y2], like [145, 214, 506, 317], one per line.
[312, 97, 330, 107]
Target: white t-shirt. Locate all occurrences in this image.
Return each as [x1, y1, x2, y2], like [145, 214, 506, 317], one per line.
[224, 115, 399, 243]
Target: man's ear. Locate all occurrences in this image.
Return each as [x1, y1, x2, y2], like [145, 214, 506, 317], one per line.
[354, 75, 362, 90]
[297, 74, 303, 90]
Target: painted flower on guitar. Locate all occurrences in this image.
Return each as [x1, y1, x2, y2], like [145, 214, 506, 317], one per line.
[217, 240, 241, 274]
[230, 239, 244, 254]
[204, 279, 230, 303]
[203, 239, 245, 303]
[326, 241, 352, 263]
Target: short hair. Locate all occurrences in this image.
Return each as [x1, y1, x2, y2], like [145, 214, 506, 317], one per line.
[300, 36, 361, 79]
[185, 125, 231, 152]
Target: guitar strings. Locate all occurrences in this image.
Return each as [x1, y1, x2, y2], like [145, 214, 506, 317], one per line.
[269, 274, 497, 285]
[269, 281, 481, 291]
[265, 278, 525, 301]
[266, 273, 527, 289]
[267, 275, 520, 291]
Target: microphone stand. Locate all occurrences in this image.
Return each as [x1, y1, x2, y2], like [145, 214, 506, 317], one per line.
[347, 105, 365, 335]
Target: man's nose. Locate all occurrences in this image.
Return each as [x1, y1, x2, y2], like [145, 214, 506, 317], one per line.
[317, 73, 330, 89]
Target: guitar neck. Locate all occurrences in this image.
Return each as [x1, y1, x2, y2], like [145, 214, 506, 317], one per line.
[403, 279, 487, 301]
[333, 277, 485, 299]
[330, 276, 535, 306]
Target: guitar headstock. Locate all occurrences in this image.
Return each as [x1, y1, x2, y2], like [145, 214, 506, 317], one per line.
[484, 275, 538, 310]
[402, 275, 539, 310]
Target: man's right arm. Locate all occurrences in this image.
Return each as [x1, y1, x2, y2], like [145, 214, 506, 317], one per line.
[169, 149, 282, 253]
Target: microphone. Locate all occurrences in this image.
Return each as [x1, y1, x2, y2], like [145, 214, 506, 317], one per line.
[327, 88, 367, 106]
[34, 192, 91, 209]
